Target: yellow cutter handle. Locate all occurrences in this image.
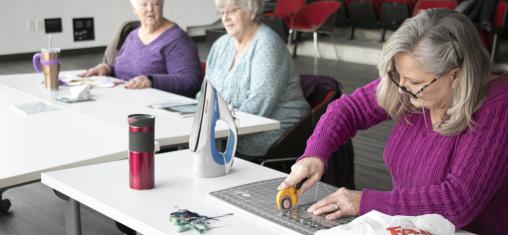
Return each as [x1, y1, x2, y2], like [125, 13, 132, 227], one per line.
[276, 187, 298, 209]
[276, 178, 308, 209]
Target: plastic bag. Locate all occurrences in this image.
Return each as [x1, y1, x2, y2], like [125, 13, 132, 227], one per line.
[316, 210, 456, 235]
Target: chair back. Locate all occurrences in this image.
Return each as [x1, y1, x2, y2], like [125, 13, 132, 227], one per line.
[297, 1, 341, 29]
[200, 62, 206, 79]
[483, 0, 508, 59]
[348, 0, 382, 14]
[103, 21, 140, 65]
[381, 0, 414, 31]
[494, 1, 508, 31]
[261, 15, 289, 43]
[382, 0, 414, 10]
[412, 0, 457, 16]
[267, 0, 306, 26]
[260, 74, 355, 188]
[263, 75, 342, 159]
[347, 0, 383, 29]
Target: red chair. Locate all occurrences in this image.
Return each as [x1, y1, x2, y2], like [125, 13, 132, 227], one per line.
[412, 0, 457, 16]
[264, 0, 306, 27]
[380, 0, 415, 42]
[288, 1, 341, 58]
[200, 62, 206, 79]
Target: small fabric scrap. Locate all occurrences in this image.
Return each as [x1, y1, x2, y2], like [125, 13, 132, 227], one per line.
[315, 210, 456, 235]
[169, 209, 232, 234]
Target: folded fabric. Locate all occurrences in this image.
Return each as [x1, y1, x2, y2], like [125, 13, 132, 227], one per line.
[69, 85, 91, 100]
[316, 210, 455, 235]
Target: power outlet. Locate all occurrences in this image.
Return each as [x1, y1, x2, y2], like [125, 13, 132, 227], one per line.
[73, 17, 94, 41]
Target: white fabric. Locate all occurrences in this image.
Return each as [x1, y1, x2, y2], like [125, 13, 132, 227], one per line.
[315, 210, 455, 235]
[69, 84, 91, 99]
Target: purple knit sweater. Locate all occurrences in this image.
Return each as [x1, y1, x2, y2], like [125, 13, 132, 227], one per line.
[301, 76, 508, 234]
[113, 24, 202, 98]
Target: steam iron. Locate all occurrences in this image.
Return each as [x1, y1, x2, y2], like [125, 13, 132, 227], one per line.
[189, 80, 238, 178]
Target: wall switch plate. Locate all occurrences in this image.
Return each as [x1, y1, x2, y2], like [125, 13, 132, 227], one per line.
[44, 18, 63, 33]
[35, 20, 44, 31]
[27, 20, 35, 31]
[73, 17, 94, 42]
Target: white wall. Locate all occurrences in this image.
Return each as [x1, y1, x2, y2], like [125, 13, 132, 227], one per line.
[0, 0, 219, 56]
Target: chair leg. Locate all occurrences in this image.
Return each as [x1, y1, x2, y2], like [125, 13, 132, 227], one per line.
[313, 56, 318, 75]
[380, 28, 386, 43]
[287, 29, 293, 48]
[292, 31, 299, 58]
[349, 26, 355, 40]
[491, 34, 498, 62]
[329, 30, 340, 61]
[313, 32, 321, 58]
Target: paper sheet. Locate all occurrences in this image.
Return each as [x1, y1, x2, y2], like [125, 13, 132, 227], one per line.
[11, 102, 58, 115]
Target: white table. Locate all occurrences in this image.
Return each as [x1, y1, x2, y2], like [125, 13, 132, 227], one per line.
[0, 71, 280, 147]
[0, 84, 128, 189]
[0, 71, 279, 215]
[41, 150, 475, 235]
[42, 150, 287, 235]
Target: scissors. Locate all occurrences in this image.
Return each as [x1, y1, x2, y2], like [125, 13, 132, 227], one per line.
[276, 179, 306, 210]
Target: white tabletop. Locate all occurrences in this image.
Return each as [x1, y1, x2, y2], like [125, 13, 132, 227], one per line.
[42, 150, 288, 235]
[41, 149, 477, 235]
[0, 84, 128, 189]
[0, 71, 280, 146]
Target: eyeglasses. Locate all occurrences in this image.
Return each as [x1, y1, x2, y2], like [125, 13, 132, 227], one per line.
[217, 8, 241, 17]
[388, 70, 439, 99]
[388, 32, 463, 99]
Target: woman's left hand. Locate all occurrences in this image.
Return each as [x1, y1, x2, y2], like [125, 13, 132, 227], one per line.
[125, 76, 152, 89]
[307, 188, 362, 220]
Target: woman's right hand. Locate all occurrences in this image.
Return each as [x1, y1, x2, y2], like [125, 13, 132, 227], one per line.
[79, 63, 111, 77]
[277, 157, 325, 194]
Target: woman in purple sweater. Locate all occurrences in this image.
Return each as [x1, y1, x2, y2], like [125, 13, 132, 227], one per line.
[278, 9, 508, 234]
[82, 0, 202, 98]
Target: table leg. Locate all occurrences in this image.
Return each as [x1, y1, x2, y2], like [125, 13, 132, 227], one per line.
[65, 198, 82, 235]
[54, 190, 82, 235]
[0, 188, 11, 215]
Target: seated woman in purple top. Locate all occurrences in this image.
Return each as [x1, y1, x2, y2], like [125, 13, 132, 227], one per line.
[81, 0, 202, 98]
[278, 9, 508, 234]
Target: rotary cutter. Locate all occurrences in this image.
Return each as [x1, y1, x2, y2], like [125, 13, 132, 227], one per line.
[276, 180, 305, 210]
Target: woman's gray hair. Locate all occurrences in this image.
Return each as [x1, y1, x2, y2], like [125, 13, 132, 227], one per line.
[130, 0, 165, 8]
[215, 0, 265, 21]
[376, 8, 491, 135]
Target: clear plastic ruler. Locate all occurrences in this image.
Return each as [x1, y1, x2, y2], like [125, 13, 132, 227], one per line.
[209, 177, 356, 235]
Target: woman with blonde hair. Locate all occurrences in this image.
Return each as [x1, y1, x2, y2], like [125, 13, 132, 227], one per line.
[205, 0, 309, 158]
[82, 0, 202, 97]
[278, 9, 508, 234]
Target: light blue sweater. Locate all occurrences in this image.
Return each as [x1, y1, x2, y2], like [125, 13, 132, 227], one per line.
[205, 24, 310, 157]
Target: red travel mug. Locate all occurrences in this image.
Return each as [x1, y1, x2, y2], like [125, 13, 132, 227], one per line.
[128, 114, 155, 190]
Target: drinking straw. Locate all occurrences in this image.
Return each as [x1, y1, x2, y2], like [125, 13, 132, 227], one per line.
[48, 34, 52, 50]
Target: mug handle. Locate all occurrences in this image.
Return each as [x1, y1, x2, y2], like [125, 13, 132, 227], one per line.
[32, 53, 42, 72]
